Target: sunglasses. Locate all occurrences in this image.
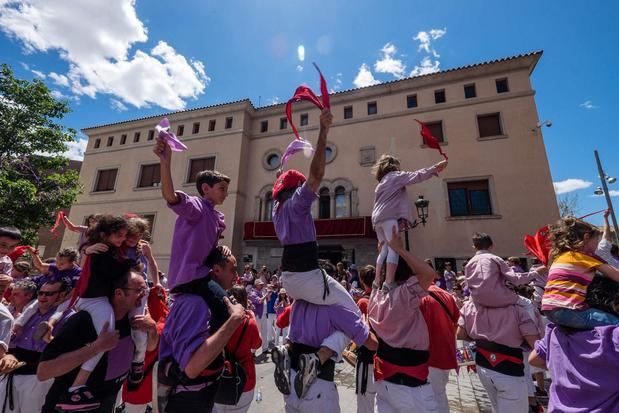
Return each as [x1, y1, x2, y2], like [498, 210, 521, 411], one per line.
[122, 287, 147, 295]
[38, 290, 61, 297]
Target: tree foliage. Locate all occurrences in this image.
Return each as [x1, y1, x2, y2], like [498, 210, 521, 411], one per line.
[557, 193, 581, 218]
[0, 63, 82, 243]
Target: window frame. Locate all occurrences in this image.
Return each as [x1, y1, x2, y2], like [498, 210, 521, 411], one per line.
[447, 179, 493, 217]
[344, 105, 353, 120]
[133, 132, 140, 143]
[318, 188, 331, 219]
[406, 94, 418, 108]
[464, 84, 476, 99]
[93, 168, 119, 193]
[434, 89, 446, 104]
[476, 112, 504, 139]
[106, 136, 114, 147]
[177, 125, 184, 136]
[137, 163, 161, 188]
[225, 117, 233, 129]
[422, 120, 445, 143]
[208, 119, 216, 132]
[260, 120, 268, 133]
[280, 117, 288, 130]
[185, 156, 217, 184]
[192, 122, 200, 134]
[120, 134, 127, 145]
[300, 113, 309, 126]
[496, 78, 509, 94]
[367, 101, 378, 115]
[94, 138, 101, 149]
[147, 130, 154, 141]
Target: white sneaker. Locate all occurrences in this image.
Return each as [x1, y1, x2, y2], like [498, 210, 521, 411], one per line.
[294, 353, 319, 399]
[271, 345, 291, 395]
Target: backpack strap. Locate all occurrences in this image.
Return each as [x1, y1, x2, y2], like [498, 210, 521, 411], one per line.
[428, 290, 454, 321]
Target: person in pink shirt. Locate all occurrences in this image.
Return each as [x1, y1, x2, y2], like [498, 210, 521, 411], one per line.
[368, 228, 439, 412]
[464, 233, 547, 308]
[371, 155, 447, 286]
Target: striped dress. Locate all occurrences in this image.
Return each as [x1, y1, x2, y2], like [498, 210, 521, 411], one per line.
[541, 252, 603, 312]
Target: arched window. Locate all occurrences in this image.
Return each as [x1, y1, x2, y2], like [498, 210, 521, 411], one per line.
[263, 192, 273, 221]
[335, 186, 349, 218]
[319, 188, 330, 219]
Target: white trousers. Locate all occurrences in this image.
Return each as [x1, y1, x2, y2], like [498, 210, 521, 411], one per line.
[356, 362, 376, 413]
[124, 402, 149, 413]
[214, 389, 254, 413]
[257, 314, 269, 352]
[282, 269, 362, 360]
[266, 312, 277, 344]
[375, 219, 399, 266]
[427, 368, 450, 413]
[374, 380, 438, 413]
[284, 369, 340, 413]
[476, 366, 528, 413]
[0, 374, 53, 413]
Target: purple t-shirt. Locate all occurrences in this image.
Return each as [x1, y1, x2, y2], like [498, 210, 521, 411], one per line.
[160, 294, 211, 370]
[288, 300, 369, 348]
[535, 324, 619, 413]
[249, 289, 265, 318]
[167, 191, 226, 290]
[11, 307, 55, 352]
[273, 182, 318, 246]
[32, 264, 81, 288]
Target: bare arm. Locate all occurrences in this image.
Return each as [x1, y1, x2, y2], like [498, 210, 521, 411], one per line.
[306, 109, 333, 193]
[154, 138, 180, 205]
[598, 264, 619, 283]
[185, 298, 244, 379]
[140, 241, 160, 286]
[28, 248, 49, 273]
[131, 313, 159, 352]
[62, 215, 82, 233]
[603, 210, 612, 241]
[499, 258, 546, 285]
[387, 228, 435, 290]
[37, 323, 119, 381]
[528, 349, 547, 370]
[456, 325, 472, 341]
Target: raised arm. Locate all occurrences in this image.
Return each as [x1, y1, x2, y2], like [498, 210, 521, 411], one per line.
[154, 138, 180, 205]
[597, 264, 619, 283]
[62, 215, 83, 233]
[140, 241, 160, 286]
[602, 210, 612, 241]
[387, 227, 435, 290]
[306, 109, 333, 193]
[28, 247, 50, 274]
[498, 257, 546, 285]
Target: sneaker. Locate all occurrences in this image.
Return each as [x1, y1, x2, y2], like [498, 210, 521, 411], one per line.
[293, 353, 319, 399]
[271, 345, 291, 395]
[127, 362, 145, 391]
[56, 386, 100, 411]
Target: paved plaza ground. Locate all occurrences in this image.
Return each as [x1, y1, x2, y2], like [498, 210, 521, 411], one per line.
[248, 352, 495, 413]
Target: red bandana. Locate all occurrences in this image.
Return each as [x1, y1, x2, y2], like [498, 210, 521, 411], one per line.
[414, 119, 448, 160]
[285, 63, 330, 141]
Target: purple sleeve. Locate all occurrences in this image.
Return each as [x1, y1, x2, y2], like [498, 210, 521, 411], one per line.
[534, 329, 550, 361]
[330, 305, 369, 347]
[167, 296, 211, 370]
[289, 182, 318, 216]
[168, 191, 202, 221]
[394, 167, 438, 186]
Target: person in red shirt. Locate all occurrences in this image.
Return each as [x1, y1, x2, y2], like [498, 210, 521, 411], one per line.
[121, 285, 169, 413]
[214, 285, 262, 413]
[419, 284, 460, 413]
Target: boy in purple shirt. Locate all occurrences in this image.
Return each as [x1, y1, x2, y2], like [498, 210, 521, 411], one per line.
[271, 109, 371, 399]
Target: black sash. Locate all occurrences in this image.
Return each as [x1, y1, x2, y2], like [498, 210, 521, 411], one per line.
[281, 242, 319, 272]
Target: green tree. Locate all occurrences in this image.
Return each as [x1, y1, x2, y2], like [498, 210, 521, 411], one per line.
[0, 63, 82, 243]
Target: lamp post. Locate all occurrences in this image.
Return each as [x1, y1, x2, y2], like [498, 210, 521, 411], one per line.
[594, 150, 619, 244]
[404, 196, 430, 250]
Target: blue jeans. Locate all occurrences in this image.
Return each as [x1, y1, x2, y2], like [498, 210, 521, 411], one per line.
[546, 308, 619, 329]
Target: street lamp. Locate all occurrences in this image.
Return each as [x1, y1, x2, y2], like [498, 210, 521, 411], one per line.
[594, 150, 619, 244]
[532, 120, 552, 132]
[404, 196, 430, 250]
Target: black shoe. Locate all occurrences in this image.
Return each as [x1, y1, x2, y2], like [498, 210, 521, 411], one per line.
[294, 353, 319, 399]
[56, 386, 100, 411]
[271, 346, 291, 395]
[127, 361, 145, 391]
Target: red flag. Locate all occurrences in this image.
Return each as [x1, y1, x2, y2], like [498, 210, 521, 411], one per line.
[50, 211, 65, 239]
[414, 119, 448, 160]
[8, 246, 31, 263]
[285, 63, 330, 140]
[523, 226, 550, 265]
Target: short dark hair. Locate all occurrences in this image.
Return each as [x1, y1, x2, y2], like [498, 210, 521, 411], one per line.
[57, 248, 78, 262]
[196, 170, 230, 196]
[359, 265, 376, 289]
[0, 227, 21, 241]
[472, 233, 493, 250]
[13, 279, 37, 298]
[204, 245, 232, 269]
[586, 275, 619, 315]
[394, 256, 413, 283]
[43, 278, 71, 294]
[111, 269, 137, 293]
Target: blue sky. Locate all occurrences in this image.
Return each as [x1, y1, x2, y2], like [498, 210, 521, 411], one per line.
[1, 0, 617, 224]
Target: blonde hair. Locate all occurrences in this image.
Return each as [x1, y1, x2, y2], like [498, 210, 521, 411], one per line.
[127, 217, 150, 239]
[371, 154, 401, 182]
[549, 216, 601, 258]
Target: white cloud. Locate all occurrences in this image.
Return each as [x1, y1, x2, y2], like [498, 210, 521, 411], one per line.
[0, 0, 209, 110]
[553, 178, 593, 195]
[373, 42, 405, 79]
[63, 137, 88, 160]
[413, 28, 446, 57]
[266, 96, 280, 105]
[48, 71, 69, 87]
[297, 45, 305, 62]
[329, 72, 342, 94]
[353, 63, 380, 88]
[110, 98, 128, 112]
[31, 69, 45, 78]
[579, 100, 597, 110]
[410, 56, 441, 76]
[296, 64, 304, 72]
[50, 89, 79, 102]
